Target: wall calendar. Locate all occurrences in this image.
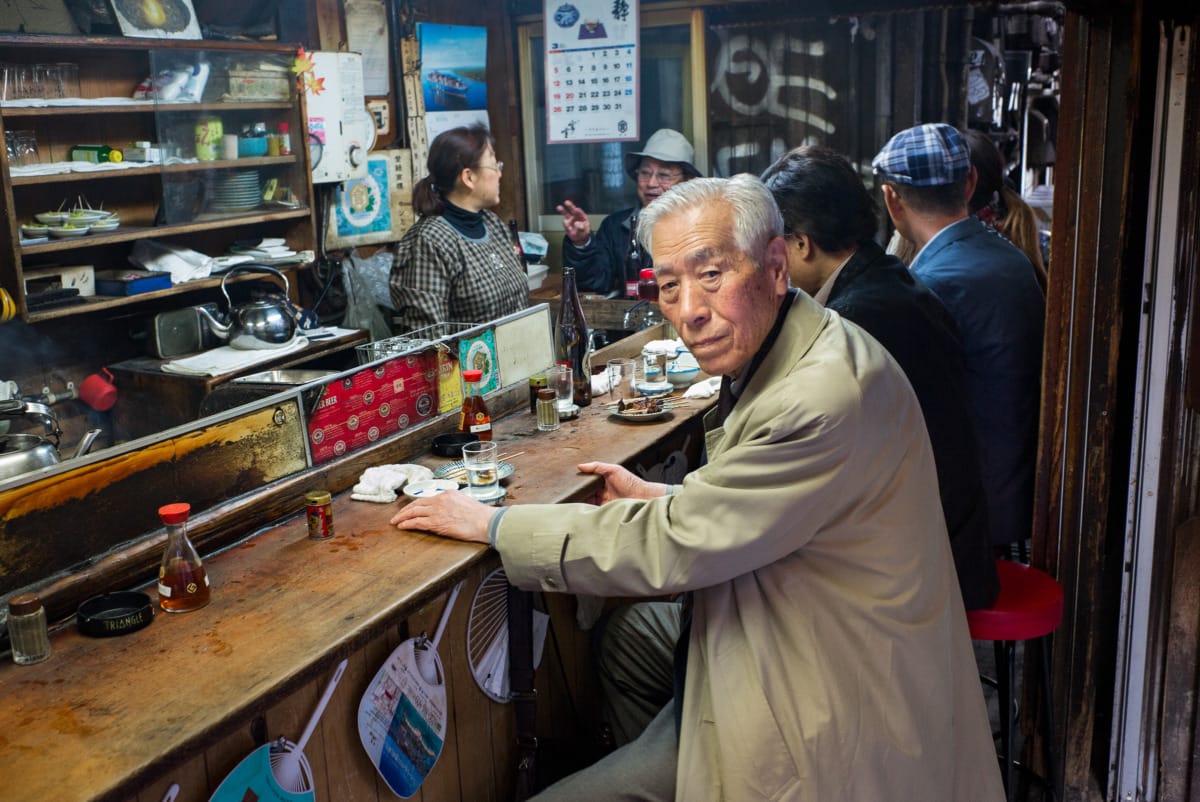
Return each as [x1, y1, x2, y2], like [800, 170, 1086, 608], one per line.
[543, 0, 640, 144]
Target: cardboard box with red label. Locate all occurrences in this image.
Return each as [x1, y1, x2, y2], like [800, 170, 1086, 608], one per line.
[307, 351, 438, 464]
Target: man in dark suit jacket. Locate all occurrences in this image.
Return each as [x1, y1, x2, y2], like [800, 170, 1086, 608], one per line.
[762, 145, 998, 609]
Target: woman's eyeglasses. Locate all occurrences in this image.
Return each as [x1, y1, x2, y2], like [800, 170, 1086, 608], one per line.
[475, 161, 504, 173]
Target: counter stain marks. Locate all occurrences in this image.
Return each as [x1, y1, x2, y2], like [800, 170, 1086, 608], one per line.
[202, 631, 234, 657]
[48, 704, 98, 737]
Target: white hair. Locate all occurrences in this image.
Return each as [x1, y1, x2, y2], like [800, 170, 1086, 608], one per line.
[636, 174, 783, 265]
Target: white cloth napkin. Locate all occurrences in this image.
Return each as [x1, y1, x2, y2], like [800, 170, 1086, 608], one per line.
[643, 338, 685, 355]
[161, 336, 309, 376]
[683, 376, 721, 399]
[590, 371, 611, 396]
[351, 464, 434, 503]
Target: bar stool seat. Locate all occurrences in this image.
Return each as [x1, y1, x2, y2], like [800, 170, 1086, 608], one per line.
[967, 559, 1064, 801]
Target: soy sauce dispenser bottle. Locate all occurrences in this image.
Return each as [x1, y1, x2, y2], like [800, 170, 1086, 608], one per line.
[459, 369, 493, 440]
[157, 503, 211, 613]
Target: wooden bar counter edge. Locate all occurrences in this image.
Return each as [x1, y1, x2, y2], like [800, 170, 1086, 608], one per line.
[0, 328, 712, 802]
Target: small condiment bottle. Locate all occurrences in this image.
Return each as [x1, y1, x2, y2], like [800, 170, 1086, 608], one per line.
[157, 503, 211, 613]
[528, 371, 548, 414]
[536, 388, 560, 431]
[7, 593, 51, 665]
[306, 491, 334, 540]
[459, 369, 493, 440]
[277, 122, 292, 156]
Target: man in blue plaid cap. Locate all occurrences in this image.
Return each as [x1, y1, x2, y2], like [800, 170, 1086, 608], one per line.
[873, 123, 1046, 551]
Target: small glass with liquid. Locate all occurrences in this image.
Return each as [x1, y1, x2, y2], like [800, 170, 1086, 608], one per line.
[461, 441, 499, 500]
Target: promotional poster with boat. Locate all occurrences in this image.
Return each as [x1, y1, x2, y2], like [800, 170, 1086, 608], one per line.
[417, 23, 490, 142]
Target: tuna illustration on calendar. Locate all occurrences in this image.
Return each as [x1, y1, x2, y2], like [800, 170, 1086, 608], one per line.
[544, 0, 640, 143]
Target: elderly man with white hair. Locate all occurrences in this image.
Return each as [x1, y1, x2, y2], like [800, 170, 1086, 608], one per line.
[393, 175, 1003, 802]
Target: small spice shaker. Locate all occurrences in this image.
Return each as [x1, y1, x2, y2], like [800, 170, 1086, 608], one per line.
[306, 491, 335, 540]
[536, 388, 560, 431]
[7, 593, 51, 665]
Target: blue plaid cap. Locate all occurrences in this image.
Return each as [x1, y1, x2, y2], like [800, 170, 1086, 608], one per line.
[871, 123, 970, 186]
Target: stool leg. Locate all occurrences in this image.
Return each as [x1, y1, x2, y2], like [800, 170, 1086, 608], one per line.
[997, 640, 1016, 802]
[1039, 635, 1058, 800]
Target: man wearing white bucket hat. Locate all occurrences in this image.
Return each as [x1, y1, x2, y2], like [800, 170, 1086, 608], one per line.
[557, 128, 700, 295]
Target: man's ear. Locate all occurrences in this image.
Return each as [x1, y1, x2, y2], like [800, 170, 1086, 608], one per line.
[963, 165, 978, 205]
[790, 233, 813, 261]
[765, 236, 790, 294]
[881, 184, 904, 222]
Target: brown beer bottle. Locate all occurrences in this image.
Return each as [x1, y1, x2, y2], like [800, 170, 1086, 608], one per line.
[555, 266, 592, 406]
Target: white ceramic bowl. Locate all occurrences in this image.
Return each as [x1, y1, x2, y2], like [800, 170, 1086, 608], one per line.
[66, 210, 111, 223]
[48, 224, 90, 238]
[666, 365, 700, 387]
[89, 219, 121, 233]
[35, 212, 66, 224]
[635, 380, 672, 396]
[20, 224, 49, 237]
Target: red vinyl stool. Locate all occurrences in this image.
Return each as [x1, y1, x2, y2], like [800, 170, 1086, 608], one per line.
[967, 559, 1064, 801]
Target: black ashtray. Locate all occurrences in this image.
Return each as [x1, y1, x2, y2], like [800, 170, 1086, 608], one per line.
[431, 432, 479, 457]
[77, 591, 154, 638]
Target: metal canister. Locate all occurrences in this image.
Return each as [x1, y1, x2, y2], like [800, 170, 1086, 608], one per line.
[305, 491, 334, 540]
[194, 117, 223, 161]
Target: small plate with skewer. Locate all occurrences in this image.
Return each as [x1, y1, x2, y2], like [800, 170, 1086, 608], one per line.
[607, 395, 687, 423]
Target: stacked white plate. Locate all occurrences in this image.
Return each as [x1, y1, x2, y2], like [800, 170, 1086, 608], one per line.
[210, 170, 261, 212]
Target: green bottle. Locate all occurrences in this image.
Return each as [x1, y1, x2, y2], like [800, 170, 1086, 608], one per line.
[68, 145, 123, 164]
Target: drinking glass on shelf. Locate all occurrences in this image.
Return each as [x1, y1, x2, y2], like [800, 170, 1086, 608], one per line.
[13, 131, 39, 166]
[14, 64, 41, 100]
[0, 64, 12, 102]
[35, 64, 58, 99]
[4, 131, 18, 166]
[461, 441, 500, 500]
[55, 63, 79, 98]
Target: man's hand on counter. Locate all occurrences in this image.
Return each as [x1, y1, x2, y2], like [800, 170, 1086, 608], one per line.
[577, 461, 669, 504]
[390, 491, 496, 544]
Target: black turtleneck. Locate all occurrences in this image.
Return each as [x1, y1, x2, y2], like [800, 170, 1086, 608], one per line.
[441, 200, 486, 239]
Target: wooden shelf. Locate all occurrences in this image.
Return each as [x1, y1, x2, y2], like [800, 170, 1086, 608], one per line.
[26, 265, 309, 322]
[2, 100, 293, 118]
[12, 156, 300, 185]
[0, 35, 297, 53]
[0, 36, 314, 325]
[19, 208, 311, 254]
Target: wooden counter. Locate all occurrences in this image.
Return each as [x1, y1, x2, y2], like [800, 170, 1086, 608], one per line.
[0, 372, 712, 802]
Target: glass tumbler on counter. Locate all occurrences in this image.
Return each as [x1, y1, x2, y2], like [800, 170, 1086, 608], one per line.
[548, 365, 574, 414]
[462, 441, 500, 500]
[606, 358, 636, 401]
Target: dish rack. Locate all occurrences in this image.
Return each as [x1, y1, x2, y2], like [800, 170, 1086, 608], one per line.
[355, 322, 478, 365]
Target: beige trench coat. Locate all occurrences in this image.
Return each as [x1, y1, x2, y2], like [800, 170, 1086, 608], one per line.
[498, 292, 1004, 801]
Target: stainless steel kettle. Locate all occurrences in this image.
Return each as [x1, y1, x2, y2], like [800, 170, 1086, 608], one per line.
[196, 265, 297, 350]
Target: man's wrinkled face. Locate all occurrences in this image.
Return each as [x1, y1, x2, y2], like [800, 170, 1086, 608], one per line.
[651, 203, 789, 378]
